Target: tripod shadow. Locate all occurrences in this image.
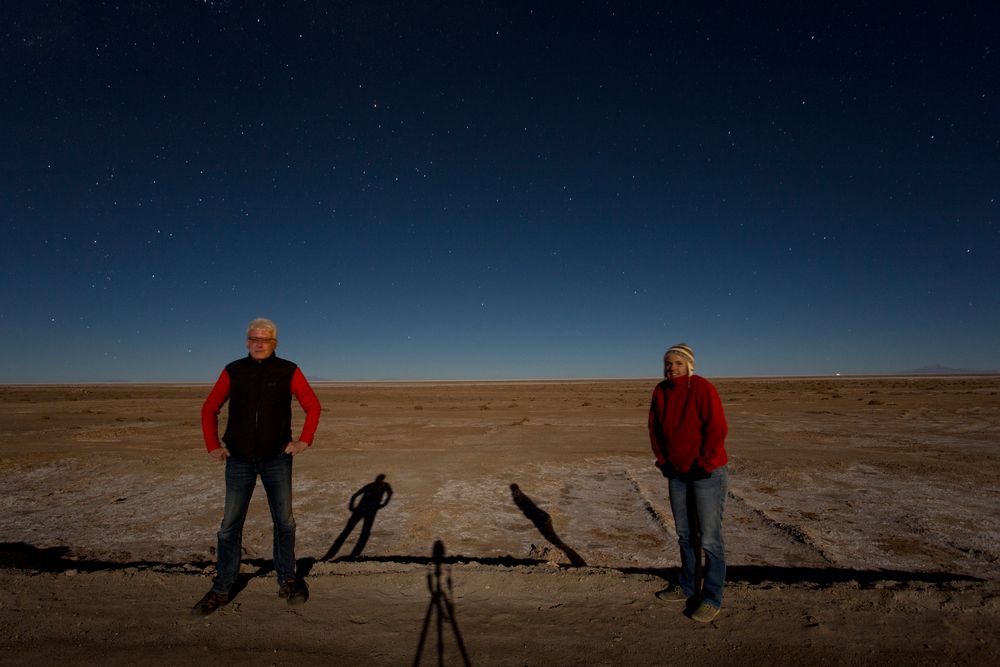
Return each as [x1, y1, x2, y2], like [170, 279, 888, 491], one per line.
[509, 483, 586, 567]
[321, 474, 393, 562]
[413, 540, 471, 667]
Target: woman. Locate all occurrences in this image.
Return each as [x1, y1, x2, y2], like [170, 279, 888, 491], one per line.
[647, 343, 729, 623]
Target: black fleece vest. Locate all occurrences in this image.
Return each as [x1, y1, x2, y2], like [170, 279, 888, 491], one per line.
[222, 354, 297, 462]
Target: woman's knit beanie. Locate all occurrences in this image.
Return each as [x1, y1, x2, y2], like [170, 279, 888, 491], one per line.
[665, 343, 695, 372]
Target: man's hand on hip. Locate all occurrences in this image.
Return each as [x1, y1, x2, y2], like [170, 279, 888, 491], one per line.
[285, 440, 310, 456]
[208, 447, 228, 462]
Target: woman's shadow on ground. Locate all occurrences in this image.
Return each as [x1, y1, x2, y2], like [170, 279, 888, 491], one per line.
[510, 483, 586, 567]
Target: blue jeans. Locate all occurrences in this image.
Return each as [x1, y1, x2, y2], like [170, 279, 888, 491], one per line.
[668, 465, 728, 608]
[212, 453, 296, 593]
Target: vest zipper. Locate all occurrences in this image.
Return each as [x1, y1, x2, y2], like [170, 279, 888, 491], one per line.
[255, 361, 263, 432]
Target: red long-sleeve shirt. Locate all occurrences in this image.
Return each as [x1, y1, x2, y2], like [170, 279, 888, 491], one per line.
[648, 374, 728, 473]
[201, 366, 322, 453]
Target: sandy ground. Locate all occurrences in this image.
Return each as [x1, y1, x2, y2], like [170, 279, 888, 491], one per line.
[1, 376, 998, 665]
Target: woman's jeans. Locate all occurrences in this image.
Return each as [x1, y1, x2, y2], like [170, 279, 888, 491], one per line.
[668, 465, 728, 609]
[212, 453, 296, 593]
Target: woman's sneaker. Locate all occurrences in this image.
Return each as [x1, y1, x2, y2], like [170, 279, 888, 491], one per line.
[691, 602, 720, 623]
[654, 585, 691, 603]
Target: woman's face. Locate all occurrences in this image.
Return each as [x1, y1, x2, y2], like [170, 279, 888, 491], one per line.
[664, 353, 690, 379]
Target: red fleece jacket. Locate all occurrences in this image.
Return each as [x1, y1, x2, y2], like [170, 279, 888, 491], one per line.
[648, 374, 728, 473]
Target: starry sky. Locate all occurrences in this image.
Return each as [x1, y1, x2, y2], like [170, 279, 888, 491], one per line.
[2, 1, 998, 382]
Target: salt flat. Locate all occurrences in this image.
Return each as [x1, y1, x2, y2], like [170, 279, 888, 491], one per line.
[1, 377, 998, 665]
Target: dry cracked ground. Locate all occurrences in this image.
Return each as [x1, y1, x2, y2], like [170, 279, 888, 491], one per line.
[1, 377, 998, 665]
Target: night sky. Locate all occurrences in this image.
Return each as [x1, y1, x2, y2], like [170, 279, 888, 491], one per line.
[3, 2, 998, 382]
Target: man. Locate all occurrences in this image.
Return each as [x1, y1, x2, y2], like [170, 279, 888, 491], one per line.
[192, 318, 322, 616]
[648, 343, 729, 623]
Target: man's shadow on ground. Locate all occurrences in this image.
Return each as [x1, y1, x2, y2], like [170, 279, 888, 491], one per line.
[297, 474, 393, 579]
[510, 483, 586, 567]
[321, 474, 394, 560]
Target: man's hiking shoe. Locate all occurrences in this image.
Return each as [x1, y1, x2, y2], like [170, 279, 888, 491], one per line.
[191, 590, 230, 617]
[654, 585, 691, 603]
[279, 579, 308, 605]
[691, 602, 720, 623]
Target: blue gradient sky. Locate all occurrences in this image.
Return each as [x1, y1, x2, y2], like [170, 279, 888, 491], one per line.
[3, 2, 998, 382]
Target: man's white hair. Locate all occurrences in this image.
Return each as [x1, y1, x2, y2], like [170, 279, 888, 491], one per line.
[246, 317, 278, 339]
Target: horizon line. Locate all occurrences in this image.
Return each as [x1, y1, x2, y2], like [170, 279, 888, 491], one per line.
[3, 371, 999, 387]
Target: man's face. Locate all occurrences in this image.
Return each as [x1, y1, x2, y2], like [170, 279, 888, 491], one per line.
[664, 353, 690, 379]
[246, 327, 277, 360]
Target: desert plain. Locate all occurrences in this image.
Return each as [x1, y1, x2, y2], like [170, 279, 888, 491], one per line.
[1, 376, 998, 665]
